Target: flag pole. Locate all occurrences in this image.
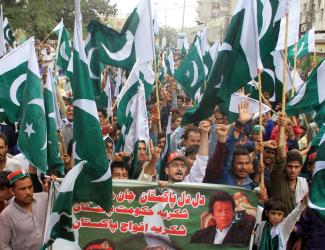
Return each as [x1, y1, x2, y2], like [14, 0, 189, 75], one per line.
[258, 70, 264, 188]
[279, 13, 289, 148]
[154, 52, 162, 133]
[292, 43, 297, 98]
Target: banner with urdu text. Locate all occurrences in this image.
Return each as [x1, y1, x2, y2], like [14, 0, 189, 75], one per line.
[69, 180, 258, 250]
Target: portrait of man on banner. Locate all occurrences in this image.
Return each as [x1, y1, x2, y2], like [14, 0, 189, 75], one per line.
[190, 191, 255, 245]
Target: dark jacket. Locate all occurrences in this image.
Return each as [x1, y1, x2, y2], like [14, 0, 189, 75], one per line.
[190, 216, 255, 246]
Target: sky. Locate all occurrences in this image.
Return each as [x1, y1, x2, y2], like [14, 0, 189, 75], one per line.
[110, 0, 198, 30]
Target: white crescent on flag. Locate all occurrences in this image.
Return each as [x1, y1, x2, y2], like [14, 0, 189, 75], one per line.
[190, 61, 199, 87]
[10, 74, 27, 106]
[101, 30, 134, 61]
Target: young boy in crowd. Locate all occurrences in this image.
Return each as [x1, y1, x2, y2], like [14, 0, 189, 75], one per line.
[253, 197, 306, 250]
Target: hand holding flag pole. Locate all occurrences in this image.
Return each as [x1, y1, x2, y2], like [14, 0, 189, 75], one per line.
[279, 13, 290, 149]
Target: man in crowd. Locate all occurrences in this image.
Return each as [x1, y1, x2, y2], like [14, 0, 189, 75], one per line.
[0, 133, 21, 172]
[0, 169, 48, 250]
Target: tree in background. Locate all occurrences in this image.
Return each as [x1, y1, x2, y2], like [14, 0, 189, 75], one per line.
[1, 0, 117, 39]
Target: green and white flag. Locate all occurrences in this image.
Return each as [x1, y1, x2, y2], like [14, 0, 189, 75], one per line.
[43, 0, 112, 247]
[182, 0, 262, 124]
[165, 49, 174, 76]
[86, 0, 155, 70]
[288, 27, 315, 65]
[44, 68, 65, 175]
[0, 39, 32, 122]
[180, 38, 189, 56]
[174, 38, 205, 100]
[286, 59, 325, 116]
[14, 38, 47, 172]
[0, 6, 5, 57]
[203, 40, 219, 79]
[115, 82, 149, 177]
[157, 112, 172, 179]
[53, 20, 71, 74]
[116, 61, 154, 126]
[276, 0, 301, 50]
[309, 127, 325, 218]
[3, 17, 15, 47]
[197, 28, 212, 78]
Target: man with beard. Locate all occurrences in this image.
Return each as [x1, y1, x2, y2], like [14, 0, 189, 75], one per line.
[0, 169, 48, 250]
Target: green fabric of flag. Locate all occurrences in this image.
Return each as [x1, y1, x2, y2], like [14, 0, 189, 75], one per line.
[0, 38, 47, 172]
[174, 39, 205, 100]
[259, 222, 280, 250]
[43, 0, 112, 247]
[183, 0, 268, 124]
[17, 39, 47, 172]
[3, 17, 15, 46]
[165, 49, 175, 76]
[288, 27, 315, 65]
[309, 126, 325, 219]
[44, 68, 65, 175]
[286, 59, 325, 116]
[53, 20, 72, 75]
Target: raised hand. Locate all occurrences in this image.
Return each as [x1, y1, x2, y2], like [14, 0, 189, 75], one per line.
[216, 124, 229, 143]
[199, 120, 211, 134]
[238, 100, 252, 124]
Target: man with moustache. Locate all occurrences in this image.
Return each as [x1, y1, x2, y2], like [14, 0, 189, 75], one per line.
[0, 169, 48, 250]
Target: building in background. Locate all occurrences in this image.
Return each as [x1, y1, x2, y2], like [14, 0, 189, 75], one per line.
[195, 0, 236, 42]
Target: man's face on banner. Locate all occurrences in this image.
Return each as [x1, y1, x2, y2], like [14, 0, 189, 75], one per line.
[213, 201, 234, 230]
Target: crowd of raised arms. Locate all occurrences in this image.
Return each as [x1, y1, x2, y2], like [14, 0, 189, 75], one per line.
[0, 39, 323, 250]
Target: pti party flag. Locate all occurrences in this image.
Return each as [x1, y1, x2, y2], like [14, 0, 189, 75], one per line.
[115, 82, 149, 177]
[12, 38, 47, 172]
[3, 17, 15, 46]
[286, 59, 325, 116]
[288, 27, 315, 65]
[53, 20, 71, 74]
[182, 0, 262, 124]
[309, 129, 325, 219]
[174, 38, 205, 100]
[43, 68, 65, 175]
[43, 0, 112, 247]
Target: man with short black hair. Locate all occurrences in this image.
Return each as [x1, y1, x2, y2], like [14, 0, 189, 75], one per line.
[269, 113, 308, 215]
[111, 161, 130, 180]
[0, 170, 13, 213]
[0, 169, 48, 250]
[190, 191, 254, 245]
[0, 133, 21, 172]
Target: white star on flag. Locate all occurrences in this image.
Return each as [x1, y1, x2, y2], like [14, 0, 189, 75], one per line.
[185, 70, 190, 78]
[24, 123, 35, 138]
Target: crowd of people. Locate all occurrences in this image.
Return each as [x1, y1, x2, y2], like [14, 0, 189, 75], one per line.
[0, 41, 324, 250]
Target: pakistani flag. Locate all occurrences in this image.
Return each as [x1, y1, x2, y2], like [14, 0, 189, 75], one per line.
[165, 49, 175, 76]
[286, 59, 325, 116]
[116, 61, 154, 126]
[44, 68, 65, 175]
[12, 38, 47, 172]
[288, 27, 315, 65]
[0, 38, 37, 123]
[0, 108, 8, 125]
[53, 20, 71, 74]
[180, 38, 189, 56]
[115, 82, 149, 177]
[3, 17, 15, 47]
[315, 104, 325, 128]
[86, 0, 155, 70]
[43, 0, 112, 247]
[0, 6, 5, 57]
[182, 0, 263, 124]
[309, 129, 325, 219]
[203, 41, 219, 79]
[174, 39, 205, 100]
[276, 0, 301, 51]
[157, 112, 172, 180]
